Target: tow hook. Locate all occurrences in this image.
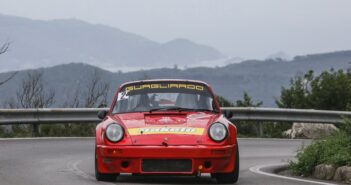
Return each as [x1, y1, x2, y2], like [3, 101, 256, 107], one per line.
[196, 165, 203, 177]
[162, 137, 169, 147]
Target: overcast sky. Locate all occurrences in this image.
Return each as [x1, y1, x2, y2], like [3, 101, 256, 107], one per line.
[1, 0, 351, 59]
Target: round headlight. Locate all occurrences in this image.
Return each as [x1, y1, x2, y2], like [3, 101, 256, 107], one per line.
[209, 122, 228, 142]
[105, 124, 124, 142]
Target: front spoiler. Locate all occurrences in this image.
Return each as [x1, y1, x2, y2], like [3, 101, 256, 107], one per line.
[96, 144, 237, 174]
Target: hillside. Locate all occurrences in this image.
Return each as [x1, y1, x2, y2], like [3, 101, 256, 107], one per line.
[0, 14, 224, 72]
[1, 50, 351, 107]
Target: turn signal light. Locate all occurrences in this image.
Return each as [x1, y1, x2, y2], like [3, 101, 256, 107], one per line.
[108, 149, 122, 155]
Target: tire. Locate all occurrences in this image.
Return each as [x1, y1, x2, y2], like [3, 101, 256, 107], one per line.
[212, 143, 239, 184]
[95, 149, 119, 182]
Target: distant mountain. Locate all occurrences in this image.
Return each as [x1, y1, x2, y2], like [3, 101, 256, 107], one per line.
[266, 51, 291, 61]
[0, 14, 224, 72]
[1, 50, 351, 107]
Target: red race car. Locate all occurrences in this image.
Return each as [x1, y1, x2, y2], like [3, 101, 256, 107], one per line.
[95, 79, 239, 183]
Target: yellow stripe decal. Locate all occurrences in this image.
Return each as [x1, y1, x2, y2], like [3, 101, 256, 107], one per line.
[128, 127, 204, 136]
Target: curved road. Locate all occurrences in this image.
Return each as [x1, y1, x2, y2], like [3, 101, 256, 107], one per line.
[0, 138, 317, 185]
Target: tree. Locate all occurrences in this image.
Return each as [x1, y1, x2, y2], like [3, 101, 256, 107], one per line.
[4, 70, 55, 108]
[217, 92, 262, 108]
[0, 42, 9, 55]
[55, 69, 111, 137]
[64, 69, 110, 108]
[5, 71, 55, 137]
[276, 69, 351, 111]
[0, 42, 17, 86]
[217, 95, 234, 107]
[276, 70, 313, 109]
[309, 70, 351, 110]
[233, 92, 265, 137]
[236, 92, 262, 107]
[217, 92, 268, 137]
[84, 69, 110, 108]
[16, 71, 55, 108]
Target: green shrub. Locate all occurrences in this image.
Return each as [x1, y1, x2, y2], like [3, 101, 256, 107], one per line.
[234, 121, 292, 138]
[341, 118, 351, 135]
[10, 125, 31, 137]
[0, 126, 4, 137]
[263, 122, 292, 138]
[289, 126, 351, 176]
[39, 123, 96, 137]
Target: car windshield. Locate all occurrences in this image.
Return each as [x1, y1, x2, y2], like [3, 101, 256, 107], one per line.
[113, 82, 217, 114]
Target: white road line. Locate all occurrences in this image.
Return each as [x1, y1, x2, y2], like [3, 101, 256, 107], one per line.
[69, 160, 94, 180]
[66, 160, 113, 185]
[249, 164, 338, 185]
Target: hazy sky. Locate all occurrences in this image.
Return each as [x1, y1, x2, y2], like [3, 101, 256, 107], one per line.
[1, 0, 351, 59]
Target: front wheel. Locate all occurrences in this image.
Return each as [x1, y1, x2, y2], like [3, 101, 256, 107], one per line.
[95, 149, 119, 182]
[212, 143, 239, 184]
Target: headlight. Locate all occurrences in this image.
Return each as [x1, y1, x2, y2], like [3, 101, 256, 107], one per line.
[209, 122, 228, 142]
[105, 123, 124, 142]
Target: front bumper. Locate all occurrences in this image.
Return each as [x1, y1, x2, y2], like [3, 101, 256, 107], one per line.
[96, 144, 237, 174]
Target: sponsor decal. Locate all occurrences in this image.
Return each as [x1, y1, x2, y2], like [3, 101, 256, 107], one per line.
[128, 127, 204, 136]
[125, 83, 204, 92]
[158, 117, 172, 123]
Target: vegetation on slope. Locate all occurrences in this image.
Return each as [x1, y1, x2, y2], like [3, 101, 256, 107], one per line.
[280, 69, 351, 176]
[290, 120, 351, 176]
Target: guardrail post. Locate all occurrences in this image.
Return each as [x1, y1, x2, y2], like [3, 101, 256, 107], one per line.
[257, 122, 263, 137]
[32, 123, 39, 137]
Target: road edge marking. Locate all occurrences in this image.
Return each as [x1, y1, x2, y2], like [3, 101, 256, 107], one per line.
[66, 160, 114, 185]
[249, 163, 337, 185]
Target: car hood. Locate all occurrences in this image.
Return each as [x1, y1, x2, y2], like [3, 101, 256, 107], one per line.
[112, 111, 219, 146]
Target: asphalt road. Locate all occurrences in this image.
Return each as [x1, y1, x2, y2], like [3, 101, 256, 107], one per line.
[0, 138, 318, 185]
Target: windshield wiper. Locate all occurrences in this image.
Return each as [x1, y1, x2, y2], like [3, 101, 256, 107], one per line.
[193, 108, 219, 113]
[149, 106, 183, 113]
[149, 106, 217, 113]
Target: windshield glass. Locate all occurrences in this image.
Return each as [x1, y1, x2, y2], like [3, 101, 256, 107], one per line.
[113, 82, 216, 113]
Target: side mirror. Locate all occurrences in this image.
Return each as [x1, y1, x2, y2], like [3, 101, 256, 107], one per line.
[97, 110, 108, 120]
[223, 110, 233, 119]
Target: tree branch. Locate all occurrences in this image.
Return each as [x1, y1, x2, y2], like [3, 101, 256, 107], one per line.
[0, 42, 10, 55]
[0, 71, 17, 86]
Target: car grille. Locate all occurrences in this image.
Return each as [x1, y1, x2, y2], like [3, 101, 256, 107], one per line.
[142, 159, 192, 172]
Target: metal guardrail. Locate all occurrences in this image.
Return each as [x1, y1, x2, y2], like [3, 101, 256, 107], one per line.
[221, 107, 351, 123]
[1, 107, 350, 136]
[0, 108, 109, 125]
[1, 107, 351, 125]
[221, 107, 351, 137]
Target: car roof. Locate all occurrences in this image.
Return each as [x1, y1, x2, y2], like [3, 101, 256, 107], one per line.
[119, 79, 211, 88]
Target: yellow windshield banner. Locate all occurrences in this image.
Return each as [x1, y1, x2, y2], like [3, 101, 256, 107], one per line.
[125, 83, 204, 92]
[128, 127, 204, 136]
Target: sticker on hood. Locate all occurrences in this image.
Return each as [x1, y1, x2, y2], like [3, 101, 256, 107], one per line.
[128, 127, 204, 135]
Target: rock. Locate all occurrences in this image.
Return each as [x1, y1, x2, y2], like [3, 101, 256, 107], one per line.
[283, 123, 339, 139]
[313, 164, 336, 180]
[334, 166, 351, 184]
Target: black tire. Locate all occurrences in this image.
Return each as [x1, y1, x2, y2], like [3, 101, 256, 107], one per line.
[212, 143, 239, 184]
[95, 149, 119, 182]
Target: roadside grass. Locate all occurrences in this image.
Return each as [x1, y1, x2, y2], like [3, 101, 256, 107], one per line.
[289, 119, 351, 176]
[234, 121, 292, 138]
[0, 124, 96, 138]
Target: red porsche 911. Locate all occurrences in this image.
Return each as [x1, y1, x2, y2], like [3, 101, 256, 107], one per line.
[95, 79, 239, 183]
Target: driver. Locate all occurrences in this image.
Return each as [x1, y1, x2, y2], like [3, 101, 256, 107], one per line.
[133, 94, 151, 111]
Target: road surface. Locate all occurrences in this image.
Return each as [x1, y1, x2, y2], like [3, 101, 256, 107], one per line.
[0, 138, 319, 185]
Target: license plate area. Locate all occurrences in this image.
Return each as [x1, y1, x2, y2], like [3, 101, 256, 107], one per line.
[142, 159, 192, 172]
